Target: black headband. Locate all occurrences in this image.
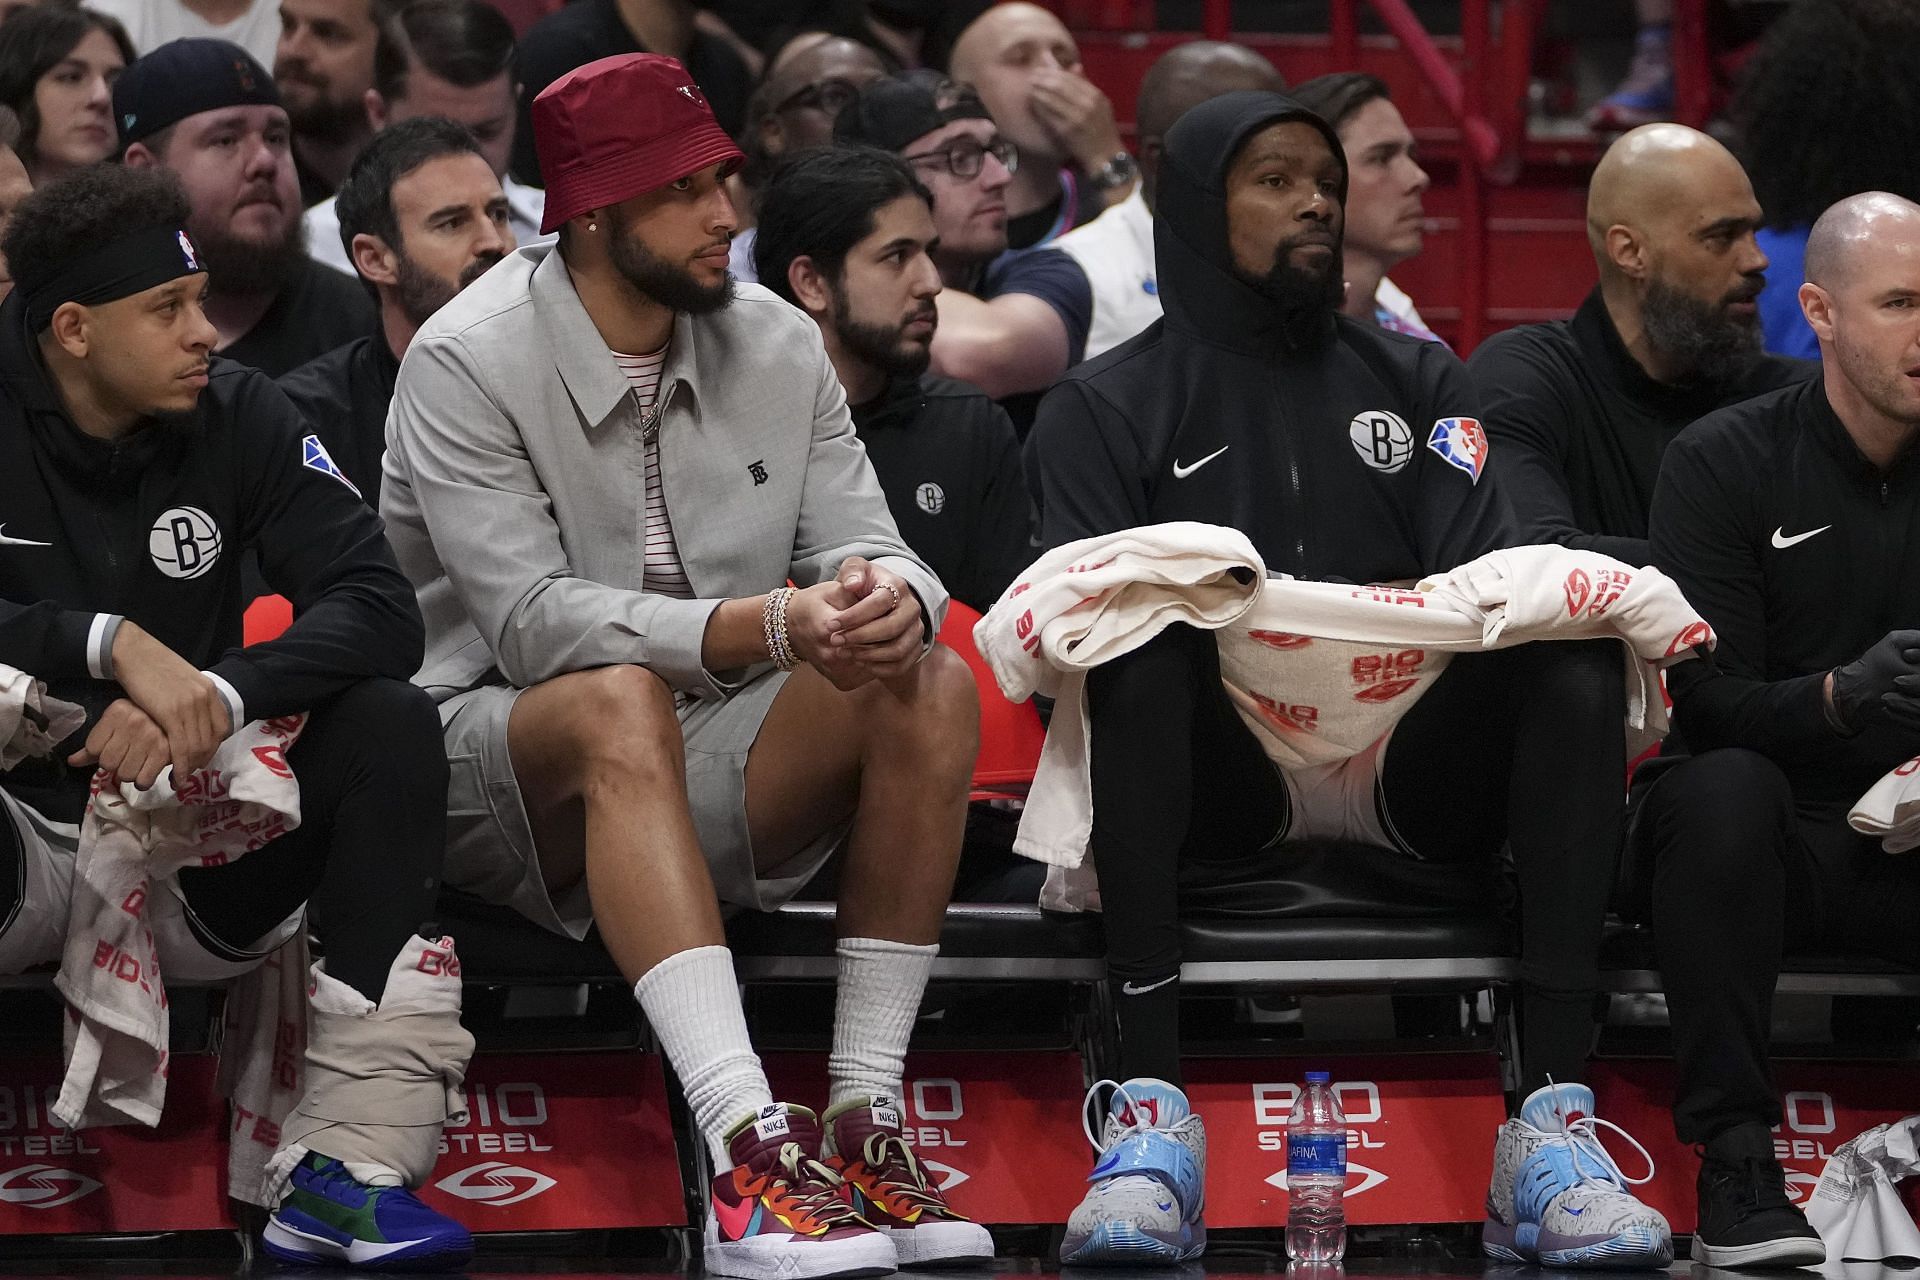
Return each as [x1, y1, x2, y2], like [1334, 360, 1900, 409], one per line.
[20, 225, 204, 332]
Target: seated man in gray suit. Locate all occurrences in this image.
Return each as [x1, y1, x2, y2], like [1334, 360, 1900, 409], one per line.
[380, 52, 989, 1280]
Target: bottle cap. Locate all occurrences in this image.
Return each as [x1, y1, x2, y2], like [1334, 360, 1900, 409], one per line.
[1306, 1070, 1330, 1083]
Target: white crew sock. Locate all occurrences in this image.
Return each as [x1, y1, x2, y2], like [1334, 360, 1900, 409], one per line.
[633, 945, 772, 1164]
[827, 936, 938, 1110]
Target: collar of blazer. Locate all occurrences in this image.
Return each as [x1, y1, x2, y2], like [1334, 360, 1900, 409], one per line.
[528, 244, 707, 433]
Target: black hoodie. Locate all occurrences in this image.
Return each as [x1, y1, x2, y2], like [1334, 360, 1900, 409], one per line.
[1026, 91, 1514, 580]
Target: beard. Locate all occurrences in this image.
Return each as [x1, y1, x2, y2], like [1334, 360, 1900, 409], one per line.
[1232, 231, 1344, 350]
[607, 209, 734, 315]
[394, 249, 504, 327]
[277, 65, 367, 144]
[832, 289, 933, 381]
[1641, 274, 1764, 384]
[194, 213, 305, 297]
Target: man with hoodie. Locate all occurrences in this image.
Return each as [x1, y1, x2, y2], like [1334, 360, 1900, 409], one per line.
[1026, 91, 1669, 1269]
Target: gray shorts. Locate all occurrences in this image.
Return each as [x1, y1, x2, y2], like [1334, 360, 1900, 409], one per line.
[439, 671, 846, 940]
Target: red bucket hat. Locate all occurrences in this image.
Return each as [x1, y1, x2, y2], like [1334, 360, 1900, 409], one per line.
[533, 53, 744, 234]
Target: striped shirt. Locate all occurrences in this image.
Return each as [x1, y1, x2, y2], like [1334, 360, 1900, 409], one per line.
[610, 347, 693, 600]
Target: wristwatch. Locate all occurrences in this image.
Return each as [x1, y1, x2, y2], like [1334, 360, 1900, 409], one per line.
[1086, 150, 1138, 193]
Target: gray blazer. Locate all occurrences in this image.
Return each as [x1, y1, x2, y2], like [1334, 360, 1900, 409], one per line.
[380, 243, 947, 703]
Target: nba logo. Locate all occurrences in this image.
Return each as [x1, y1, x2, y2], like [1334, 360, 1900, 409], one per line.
[177, 231, 199, 272]
[1426, 416, 1488, 484]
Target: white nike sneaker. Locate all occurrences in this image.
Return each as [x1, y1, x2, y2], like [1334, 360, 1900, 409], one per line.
[1483, 1082, 1673, 1268]
[1060, 1078, 1207, 1265]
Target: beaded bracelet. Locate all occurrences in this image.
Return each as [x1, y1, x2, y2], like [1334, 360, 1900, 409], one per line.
[763, 586, 798, 671]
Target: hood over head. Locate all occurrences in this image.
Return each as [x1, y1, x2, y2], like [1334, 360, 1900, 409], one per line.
[1154, 90, 1348, 354]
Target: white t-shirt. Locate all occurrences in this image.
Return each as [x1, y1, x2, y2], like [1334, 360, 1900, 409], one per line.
[1054, 185, 1158, 362]
[89, 0, 282, 70]
[610, 347, 693, 600]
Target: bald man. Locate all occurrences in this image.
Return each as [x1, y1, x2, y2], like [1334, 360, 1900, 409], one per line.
[1055, 41, 1283, 358]
[947, 2, 1134, 249]
[1468, 123, 1813, 565]
[1626, 192, 1920, 1268]
[728, 34, 888, 282]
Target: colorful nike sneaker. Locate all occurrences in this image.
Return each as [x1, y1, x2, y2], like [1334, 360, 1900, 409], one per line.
[1060, 1078, 1207, 1265]
[263, 1152, 472, 1270]
[1587, 24, 1674, 131]
[1483, 1082, 1673, 1268]
[706, 1102, 898, 1280]
[824, 1094, 993, 1266]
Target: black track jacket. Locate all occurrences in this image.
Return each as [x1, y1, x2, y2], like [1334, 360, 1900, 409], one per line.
[0, 293, 423, 820]
[1651, 376, 1920, 804]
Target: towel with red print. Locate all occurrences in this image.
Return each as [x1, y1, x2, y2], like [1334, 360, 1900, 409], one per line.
[52, 713, 309, 1132]
[974, 524, 1712, 883]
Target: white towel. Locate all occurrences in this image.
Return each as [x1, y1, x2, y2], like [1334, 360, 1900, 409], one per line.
[53, 714, 307, 1131]
[1849, 757, 1920, 854]
[0, 665, 85, 767]
[975, 525, 1713, 900]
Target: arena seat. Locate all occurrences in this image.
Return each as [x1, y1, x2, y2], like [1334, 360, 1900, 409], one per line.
[939, 601, 1045, 798]
[1599, 922, 1920, 998]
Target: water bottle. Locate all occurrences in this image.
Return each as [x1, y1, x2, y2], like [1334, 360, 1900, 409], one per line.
[1285, 1070, 1348, 1262]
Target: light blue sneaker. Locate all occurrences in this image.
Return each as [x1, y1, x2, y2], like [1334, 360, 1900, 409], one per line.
[264, 1153, 473, 1271]
[1060, 1078, 1206, 1265]
[1483, 1082, 1672, 1269]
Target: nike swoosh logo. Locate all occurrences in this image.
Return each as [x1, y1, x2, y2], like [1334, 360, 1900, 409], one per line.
[1771, 525, 1831, 549]
[713, 1193, 758, 1241]
[1171, 445, 1229, 479]
[0, 524, 50, 547]
[1120, 974, 1178, 995]
[1564, 1206, 1586, 1217]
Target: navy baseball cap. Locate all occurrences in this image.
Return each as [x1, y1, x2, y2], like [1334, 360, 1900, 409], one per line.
[114, 38, 281, 154]
[833, 70, 992, 154]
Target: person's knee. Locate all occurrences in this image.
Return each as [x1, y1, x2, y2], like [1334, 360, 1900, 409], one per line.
[1650, 749, 1794, 880]
[1517, 638, 1624, 717]
[864, 644, 979, 774]
[558, 665, 684, 786]
[1089, 623, 1205, 702]
[307, 678, 448, 792]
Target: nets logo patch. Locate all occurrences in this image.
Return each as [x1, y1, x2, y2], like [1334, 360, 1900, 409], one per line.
[301, 435, 362, 498]
[1426, 417, 1487, 484]
[148, 506, 222, 579]
[1349, 410, 1413, 473]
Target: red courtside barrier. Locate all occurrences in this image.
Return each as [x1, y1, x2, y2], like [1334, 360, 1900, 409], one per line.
[762, 1051, 1089, 1224]
[1186, 1052, 1507, 1227]
[420, 1051, 687, 1229]
[0, 1053, 229, 1231]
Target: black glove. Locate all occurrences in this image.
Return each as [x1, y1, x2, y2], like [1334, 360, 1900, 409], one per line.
[1831, 629, 1920, 732]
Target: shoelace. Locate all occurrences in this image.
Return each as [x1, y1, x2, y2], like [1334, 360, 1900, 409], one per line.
[1532, 1112, 1658, 1192]
[1080, 1078, 1187, 1154]
[770, 1142, 866, 1226]
[858, 1132, 946, 1212]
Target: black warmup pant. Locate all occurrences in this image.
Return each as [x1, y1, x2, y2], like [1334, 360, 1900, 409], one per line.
[167, 678, 449, 1003]
[1088, 625, 1624, 1093]
[1625, 748, 1920, 1143]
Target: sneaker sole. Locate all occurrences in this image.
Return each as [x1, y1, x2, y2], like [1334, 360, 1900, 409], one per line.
[1060, 1219, 1206, 1266]
[261, 1217, 473, 1272]
[705, 1233, 899, 1280]
[1690, 1234, 1827, 1269]
[1482, 1217, 1532, 1263]
[884, 1221, 994, 1267]
[1540, 1223, 1674, 1269]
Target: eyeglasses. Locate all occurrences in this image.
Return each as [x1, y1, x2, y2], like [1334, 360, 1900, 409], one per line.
[901, 136, 1018, 180]
[772, 77, 865, 117]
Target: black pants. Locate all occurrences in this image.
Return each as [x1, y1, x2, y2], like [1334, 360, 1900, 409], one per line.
[164, 678, 447, 1002]
[1088, 625, 1625, 1092]
[1625, 748, 1920, 1143]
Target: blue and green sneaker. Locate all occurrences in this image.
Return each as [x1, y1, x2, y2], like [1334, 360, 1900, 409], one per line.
[264, 1153, 473, 1270]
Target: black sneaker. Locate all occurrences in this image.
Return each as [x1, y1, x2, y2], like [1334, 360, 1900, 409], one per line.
[1691, 1126, 1826, 1269]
